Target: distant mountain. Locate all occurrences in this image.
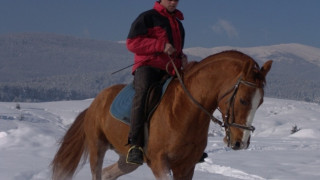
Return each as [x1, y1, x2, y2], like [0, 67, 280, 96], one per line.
[0, 33, 133, 101]
[0, 32, 133, 82]
[184, 44, 320, 103]
[0, 33, 319, 103]
[184, 43, 320, 67]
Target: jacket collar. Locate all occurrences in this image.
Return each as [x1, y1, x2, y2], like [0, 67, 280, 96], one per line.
[154, 1, 184, 20]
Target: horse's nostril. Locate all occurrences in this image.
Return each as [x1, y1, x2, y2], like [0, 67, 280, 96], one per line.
[233, 141, 241, 149]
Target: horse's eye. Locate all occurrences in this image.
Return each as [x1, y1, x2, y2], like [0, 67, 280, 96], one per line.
[240, 99, 249, 106]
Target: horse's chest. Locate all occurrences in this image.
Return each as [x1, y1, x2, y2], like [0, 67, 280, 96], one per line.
[169, 141, 205, 160]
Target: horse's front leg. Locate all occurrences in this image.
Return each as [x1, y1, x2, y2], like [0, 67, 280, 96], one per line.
[148, 156, 172, 180]
[171, 165, 195, 180]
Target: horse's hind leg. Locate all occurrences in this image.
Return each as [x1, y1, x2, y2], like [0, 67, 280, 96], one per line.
[89, 138, 108, 180]
[102, 154, 139, 180]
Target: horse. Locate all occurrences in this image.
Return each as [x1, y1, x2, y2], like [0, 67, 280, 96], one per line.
[51, 50, 272, 180]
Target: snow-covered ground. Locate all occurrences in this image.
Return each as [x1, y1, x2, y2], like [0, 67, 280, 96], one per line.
[0, 97, 319, 180]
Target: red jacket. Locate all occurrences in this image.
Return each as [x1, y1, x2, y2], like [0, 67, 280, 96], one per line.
[126, 1, 185, 75]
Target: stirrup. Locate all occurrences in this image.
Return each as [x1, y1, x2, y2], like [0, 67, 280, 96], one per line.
[126, 145, 144, 165]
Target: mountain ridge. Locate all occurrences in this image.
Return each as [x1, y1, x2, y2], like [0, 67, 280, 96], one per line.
[184, 43, 320, 67]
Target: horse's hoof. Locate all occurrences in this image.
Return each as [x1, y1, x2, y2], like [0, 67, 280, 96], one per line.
[198, 152, 208, 163]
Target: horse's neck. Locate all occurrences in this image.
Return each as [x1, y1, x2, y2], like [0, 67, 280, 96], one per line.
[183, 59, 242, 109]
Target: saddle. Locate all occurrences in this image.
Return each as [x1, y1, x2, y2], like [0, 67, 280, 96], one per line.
[110, 76, 173, 125]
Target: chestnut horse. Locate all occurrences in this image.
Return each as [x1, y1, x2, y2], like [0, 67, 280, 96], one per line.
[51, 50, 272, 180]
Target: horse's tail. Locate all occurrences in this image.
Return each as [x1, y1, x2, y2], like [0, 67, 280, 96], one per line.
[51, 109, 89, 180]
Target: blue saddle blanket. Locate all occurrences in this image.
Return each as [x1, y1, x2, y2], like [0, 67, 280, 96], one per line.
[110, 77, 173, 125]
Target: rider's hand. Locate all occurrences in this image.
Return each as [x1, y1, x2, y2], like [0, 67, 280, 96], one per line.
[164, 43, 176, 55]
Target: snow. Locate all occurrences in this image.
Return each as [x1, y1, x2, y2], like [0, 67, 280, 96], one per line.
[1, 97, 320, 180]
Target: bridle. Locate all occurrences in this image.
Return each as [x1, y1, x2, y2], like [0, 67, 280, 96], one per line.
[219, 77, 257, 132]
[217, 77, 258, 147]
[168, 56, 259, 142]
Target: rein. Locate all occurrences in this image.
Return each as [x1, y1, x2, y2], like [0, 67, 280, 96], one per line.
[167, 56, 223, 126]
[168, 56, 258, 133]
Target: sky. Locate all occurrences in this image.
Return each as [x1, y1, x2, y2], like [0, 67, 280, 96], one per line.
[1, 0, 320, 48]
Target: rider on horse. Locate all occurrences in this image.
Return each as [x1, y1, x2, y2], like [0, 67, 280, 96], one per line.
[126, 0, 187, 164]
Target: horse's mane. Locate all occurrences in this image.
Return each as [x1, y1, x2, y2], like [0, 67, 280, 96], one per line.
[183, 50, 266, 88]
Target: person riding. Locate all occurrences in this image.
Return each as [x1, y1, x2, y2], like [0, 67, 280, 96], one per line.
[126, 0, 187, 165]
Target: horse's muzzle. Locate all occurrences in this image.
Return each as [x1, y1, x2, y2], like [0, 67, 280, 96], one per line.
[231, 141, 246, 150]
[225, 136, 251, 150]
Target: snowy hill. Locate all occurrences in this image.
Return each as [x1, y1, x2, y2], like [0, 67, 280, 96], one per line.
[0, 33, 132, 82]
[1, 33, 319, 103]
[184, 43, 320, 67]
[185, 43, 320, 103]
[0, 98, 320, 179]
[0, 33, 133, 101]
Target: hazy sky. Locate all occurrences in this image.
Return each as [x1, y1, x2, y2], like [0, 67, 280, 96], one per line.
[1, 0, 320, 48]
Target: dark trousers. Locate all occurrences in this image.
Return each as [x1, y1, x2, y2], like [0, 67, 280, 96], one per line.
[129, 66, 168, 147]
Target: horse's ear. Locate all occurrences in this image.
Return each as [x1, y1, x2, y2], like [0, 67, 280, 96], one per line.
[260, 60, 273, 77]
[242, 59, 253, 78]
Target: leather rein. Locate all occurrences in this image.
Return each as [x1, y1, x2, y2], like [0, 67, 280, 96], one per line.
[168, 56, 258, 133]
